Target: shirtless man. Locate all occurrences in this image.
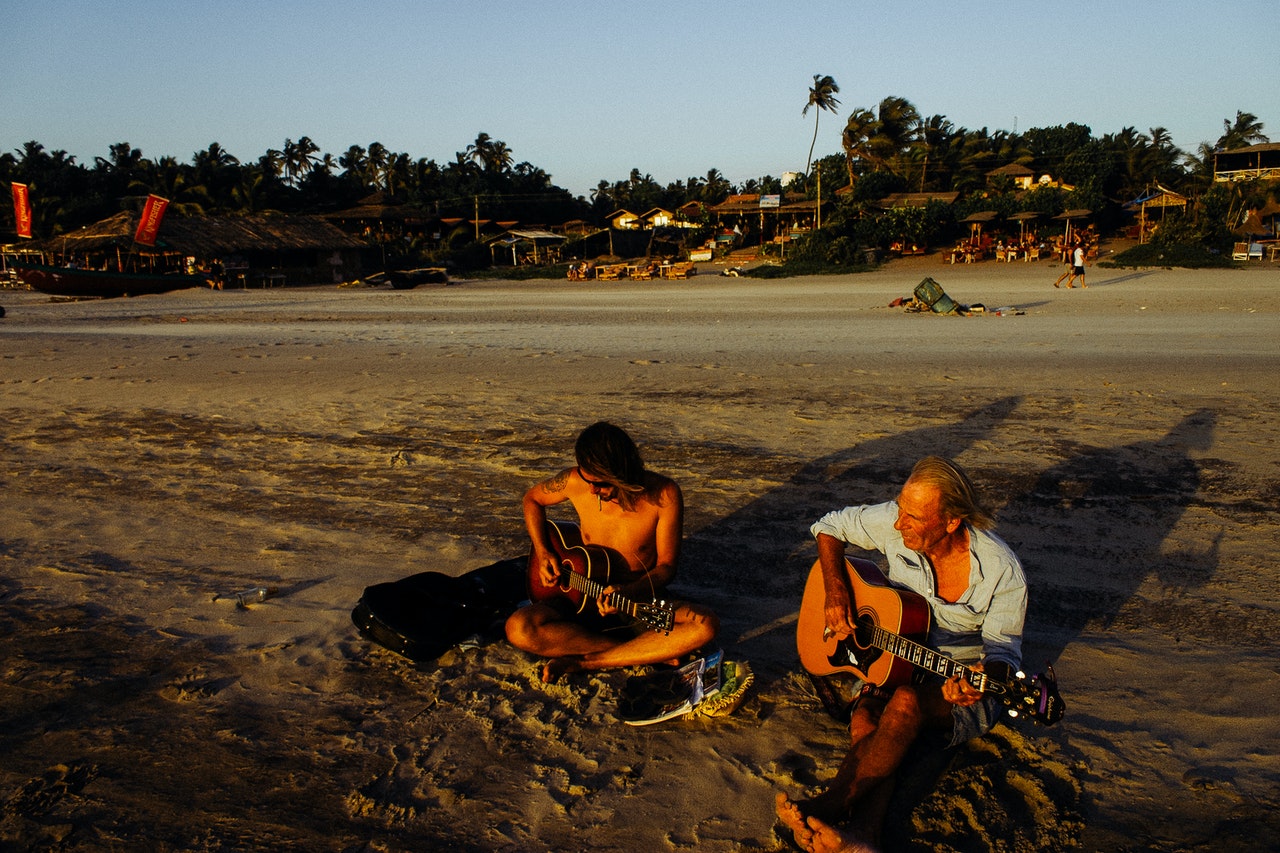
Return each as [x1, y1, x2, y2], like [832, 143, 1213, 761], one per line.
[504, 421, 718, 683]
[777, 456, 1026, 849]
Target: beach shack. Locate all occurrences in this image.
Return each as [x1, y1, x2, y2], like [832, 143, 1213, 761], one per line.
[486, 228, 567, 266]
[1213, 142, 1280, 183]
[638, 208, 678, 229]
[1124, 185, 1187, 243]
[986, 163, 1036, 191]
[29, 211, 369, 286]
[606, 210, 642, 230]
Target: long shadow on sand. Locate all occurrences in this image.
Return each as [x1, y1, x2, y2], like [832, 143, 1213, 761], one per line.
[680, 395, 1023, 658]
[683, 402, 1218, 673]
[997, 407, 1219, 667]
[683, 403, 1218, 850]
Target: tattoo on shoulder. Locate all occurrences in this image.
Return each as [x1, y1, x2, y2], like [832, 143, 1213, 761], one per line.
[543, 469, 570, 494]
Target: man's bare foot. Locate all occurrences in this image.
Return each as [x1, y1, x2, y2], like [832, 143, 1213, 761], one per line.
[776, 792, 816, 850]
[541, 655, 584, 684]
[804, 814, 880, 853]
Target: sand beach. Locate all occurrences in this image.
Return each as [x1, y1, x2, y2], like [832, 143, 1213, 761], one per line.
[2, 254, 1278, 851]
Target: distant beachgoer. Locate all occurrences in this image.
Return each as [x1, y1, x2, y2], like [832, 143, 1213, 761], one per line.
[1053, 243, 1085, 288]
[776, 456, 1027, 851]
[504, 421, 718, 683]
[1055, 244, 1087, 289]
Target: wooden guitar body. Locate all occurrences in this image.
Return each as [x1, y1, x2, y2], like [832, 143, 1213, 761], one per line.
[527, 519, 675, 634]
[796, 555, 1065, 726]
[797, 557, 931, 687]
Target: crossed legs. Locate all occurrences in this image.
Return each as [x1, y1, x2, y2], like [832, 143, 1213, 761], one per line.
[505, 600, 718, 683]
[777, 684, 952, 850]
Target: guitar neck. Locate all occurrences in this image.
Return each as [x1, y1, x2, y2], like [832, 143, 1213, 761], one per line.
[565, 570, 640, 618]
[866, 622, 992, 693]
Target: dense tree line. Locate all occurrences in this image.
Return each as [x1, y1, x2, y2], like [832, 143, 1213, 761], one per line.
[3, 99, 1274, 265]
[0, 133, 584, 241]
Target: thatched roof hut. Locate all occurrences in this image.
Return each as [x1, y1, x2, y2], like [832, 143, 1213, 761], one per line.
[40, 211, 367, 254]
[36, 212, 370, 285]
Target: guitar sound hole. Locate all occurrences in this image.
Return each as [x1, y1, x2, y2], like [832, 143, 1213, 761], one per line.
[853, 614, 876, 649]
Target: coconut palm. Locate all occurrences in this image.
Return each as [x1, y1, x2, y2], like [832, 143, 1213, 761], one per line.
[259, 148, 284, 182]
[385, 152, 412, 196]
[366, 142, 390, 190]
[1216, 110, 1267, 150]
[339, 145, 368, 185]
[486, 139, 514, 173]
[192, 142, 239, 173]
[702, 168, 731, 203]
[868, 96, 921, 172]
[803, 74, 841, 181]
[912, 113, 957, 191]
[465, 133, 513, 173]
[841, 106, 877, 185]
[281, 137, 319, 186]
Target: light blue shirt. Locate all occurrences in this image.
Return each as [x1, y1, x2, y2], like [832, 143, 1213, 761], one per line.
[810, 501, 1026, 670]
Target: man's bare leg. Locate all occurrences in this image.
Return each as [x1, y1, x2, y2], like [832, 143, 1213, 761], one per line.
[506, 603, 621, 658]
[547, 605, 716, 675]
[776, 686, 939, 847]
[509, 602, 718, 683]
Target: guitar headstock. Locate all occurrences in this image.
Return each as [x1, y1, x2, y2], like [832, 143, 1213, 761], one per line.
[999, 663, 1065, 727]
[635, 599, 676, 634]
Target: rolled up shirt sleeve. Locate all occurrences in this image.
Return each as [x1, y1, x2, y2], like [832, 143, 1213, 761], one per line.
[810, 502, 899, 552]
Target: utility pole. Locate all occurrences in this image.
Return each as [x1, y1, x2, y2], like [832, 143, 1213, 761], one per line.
[474, 195, 480, 242]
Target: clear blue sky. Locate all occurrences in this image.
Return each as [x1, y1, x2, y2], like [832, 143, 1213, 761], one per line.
[4, 0, 1276, 198]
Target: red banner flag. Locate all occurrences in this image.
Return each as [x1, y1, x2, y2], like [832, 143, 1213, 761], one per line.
[134, 194, 170, 246]
[11, 182, 33, 239]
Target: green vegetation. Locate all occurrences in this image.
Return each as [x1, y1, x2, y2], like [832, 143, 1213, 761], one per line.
[2, 106, 1274, 273]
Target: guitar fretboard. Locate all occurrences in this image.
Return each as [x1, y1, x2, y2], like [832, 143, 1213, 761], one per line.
[566, 571, 638, 618]
[864, 619, 991, 693]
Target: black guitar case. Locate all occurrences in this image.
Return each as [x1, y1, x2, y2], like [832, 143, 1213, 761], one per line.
[351, 557, 527, 663]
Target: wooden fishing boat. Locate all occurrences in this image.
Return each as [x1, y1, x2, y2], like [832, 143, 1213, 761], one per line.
[387, 267, 448, 289]
[16, 262, 209, 298]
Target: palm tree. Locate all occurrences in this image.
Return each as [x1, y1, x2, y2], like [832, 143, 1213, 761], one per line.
[366, 142, 390, 190]
[803, 74, 841, 180]
[912, 113, 956, 191]
[869, 96, 921, 173]
[486, 139, 514, 173]
[385, 152, 412, 196]
[281, 137, 319, 186]
[841, 106, 877, 186]
[339, 145, 368, 185]
[1216, 111, 1268, 151]
[702, 168, 731, 203]
[259, 148, 284, 182]
[466, 133, 512, 172]
[192, 142, 239, 173]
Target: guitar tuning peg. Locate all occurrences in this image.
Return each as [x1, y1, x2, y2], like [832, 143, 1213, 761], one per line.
[1015, 670, 1026, 679]
[1007, 709, 1019, 718]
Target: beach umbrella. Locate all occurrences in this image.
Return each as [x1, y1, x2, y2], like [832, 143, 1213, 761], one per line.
[1053, 208, 1091, 243]
[959, 210, 999, 243]
[1008, 211, 1042, 241]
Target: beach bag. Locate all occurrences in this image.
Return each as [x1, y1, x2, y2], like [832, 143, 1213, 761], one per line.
[913, 277, 958, 314]
[351, 557, 527, 663]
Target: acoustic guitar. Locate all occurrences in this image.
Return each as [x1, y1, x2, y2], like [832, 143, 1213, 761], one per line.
[797, 557, 1063, 726]
[527, 519, 675, 634]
